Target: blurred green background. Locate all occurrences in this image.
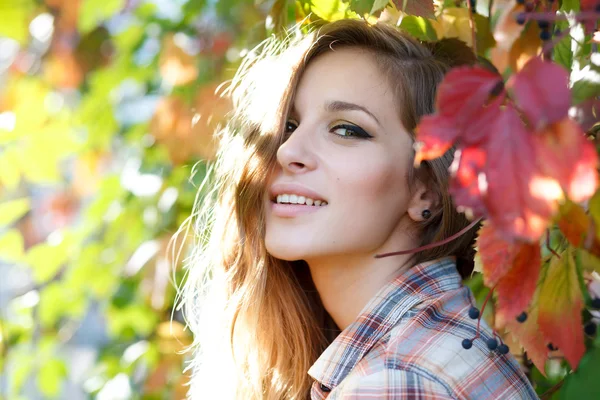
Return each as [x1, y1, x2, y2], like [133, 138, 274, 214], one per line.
[0, 0, 287, 398]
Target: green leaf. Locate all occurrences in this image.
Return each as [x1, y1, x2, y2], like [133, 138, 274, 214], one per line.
[560, 0, 580, 12]
[11, 352, 35, 394]
[370, 0, 389, 13]
[38, 358, 68, 398]
[0, 229, 25, 262]
[553, 35, 572, 71]
[0, 0, 34, 44]
[79, 0, 126, 34]
[399, 16, 438, 41]
[0, 198, 30, 228]
[473, 14, 496, 55]
[351, 0, 375, 15]
[571, 79, 600, 105]
[560, 345, 600, 399]
[38, 283, 87, 328]
[24, 243, 69, 284]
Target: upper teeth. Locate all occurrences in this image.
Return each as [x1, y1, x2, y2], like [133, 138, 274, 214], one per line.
[276, 194, 327, 206]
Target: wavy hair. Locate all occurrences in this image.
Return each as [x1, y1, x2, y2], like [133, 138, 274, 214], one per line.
[180, 19, 480, 400]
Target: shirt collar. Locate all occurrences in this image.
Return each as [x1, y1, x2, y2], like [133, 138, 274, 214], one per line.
[307, 257, 462, 390]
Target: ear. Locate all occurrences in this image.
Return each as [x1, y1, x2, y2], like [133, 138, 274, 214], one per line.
[407, 180, 437, 222]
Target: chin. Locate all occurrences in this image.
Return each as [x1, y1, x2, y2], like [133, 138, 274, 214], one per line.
[265, 238, 308, 262]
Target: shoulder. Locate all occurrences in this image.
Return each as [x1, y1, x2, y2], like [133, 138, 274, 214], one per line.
[334, 286, 538, 400]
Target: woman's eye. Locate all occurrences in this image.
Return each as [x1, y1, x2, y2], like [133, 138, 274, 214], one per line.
[285, 120, 298, 133]
[331, 124, 373, 139]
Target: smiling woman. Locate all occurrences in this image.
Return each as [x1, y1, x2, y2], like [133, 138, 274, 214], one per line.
[182, 19, 538, 400]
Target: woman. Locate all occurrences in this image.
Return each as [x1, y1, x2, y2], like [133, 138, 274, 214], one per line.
[182, 19, 538, 399]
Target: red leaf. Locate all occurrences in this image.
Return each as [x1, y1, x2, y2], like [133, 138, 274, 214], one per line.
[484, 106, 559, 240]
[499, 293, 549, 375]
[477, 224, 515, 285]
[508, 57, 570, 130]
[538, 249, 586, 369]
[534, 118, 599, 202]
[393, 0, 435, 19]
[494, 242, 541, 322]
[449, 146, 487, 216]
[415, 62, 596, 243]
[414, 114, 459, 163]
[436, 66, 504, 128]
[415, 66, 503, 165]
[478, 224, 541, 321]
[558, 201, 592, 247]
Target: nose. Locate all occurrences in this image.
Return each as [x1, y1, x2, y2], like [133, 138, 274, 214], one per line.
[276, 125, 318, 174]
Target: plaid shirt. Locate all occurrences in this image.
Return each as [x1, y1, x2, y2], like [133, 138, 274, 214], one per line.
[308, 257, 538, 399]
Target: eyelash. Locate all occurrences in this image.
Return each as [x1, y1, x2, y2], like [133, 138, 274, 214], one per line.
[284, 121, 373, 140]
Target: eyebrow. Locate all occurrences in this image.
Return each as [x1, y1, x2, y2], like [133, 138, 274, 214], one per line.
[325, 100, 382, 127]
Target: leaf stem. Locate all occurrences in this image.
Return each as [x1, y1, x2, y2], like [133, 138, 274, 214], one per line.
[375, 218, 482, 258]
[540, 25, 572, 56]
[476, 285, 496, 337]
[468, 3, 478, 55]
[545, 229, 561, 259]
[517, 11, 600, 21]
[540, 379, 565, 400]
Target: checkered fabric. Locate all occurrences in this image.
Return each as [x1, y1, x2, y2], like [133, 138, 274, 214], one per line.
[308, 257, 539, 399]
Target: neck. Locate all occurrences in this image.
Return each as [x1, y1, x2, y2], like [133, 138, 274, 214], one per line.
[307, 246, 415, 331]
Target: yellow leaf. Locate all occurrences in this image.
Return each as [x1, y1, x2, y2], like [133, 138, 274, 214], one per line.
[0, 229, 24, 262]
[0, 148, 22, 191]
[538, 248, 585, 369]
[310, 0, 358, 21]
[0, 0, 34, 44]
[429, 8, 494, 54]
[0, 198, 30, 228]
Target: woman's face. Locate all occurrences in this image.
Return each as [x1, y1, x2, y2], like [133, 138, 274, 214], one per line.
[264, 47, 423, 262]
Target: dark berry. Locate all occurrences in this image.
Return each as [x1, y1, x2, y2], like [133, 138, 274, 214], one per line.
[540, 29, 552, 41]
[547, 343, 558, 351]
[516, 312, 528, 323]
[516, 13, 527, 25]
[596, 4, 600, 12]
[490, 80, 504, 97]
[462, 338, 473, 349]
[585, 321, 597, 336]
[498, 344, 510, 354]
[525, 2, 535, 12]
[468, 307, 480, 319]
[592, 298, 600, 309]
[516, 0, 525, 3]
[486, 338, 498, 350]
[537, 20, 550, 29]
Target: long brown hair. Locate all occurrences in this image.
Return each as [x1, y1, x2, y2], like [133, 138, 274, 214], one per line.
[181, 19, 479, 400]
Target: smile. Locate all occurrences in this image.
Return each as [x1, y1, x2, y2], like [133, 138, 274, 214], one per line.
[275, 194, 328, 206]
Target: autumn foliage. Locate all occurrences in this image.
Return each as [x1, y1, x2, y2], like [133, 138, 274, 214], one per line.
[412, 1, 600, 387]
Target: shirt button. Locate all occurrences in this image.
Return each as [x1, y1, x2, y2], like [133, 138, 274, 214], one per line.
[320, 383, 331, 392]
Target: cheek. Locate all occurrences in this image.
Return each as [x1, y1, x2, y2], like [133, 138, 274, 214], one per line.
[343, 159, 409, 209]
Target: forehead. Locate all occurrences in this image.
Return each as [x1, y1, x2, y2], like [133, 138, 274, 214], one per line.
[293, 47, 397, 119]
